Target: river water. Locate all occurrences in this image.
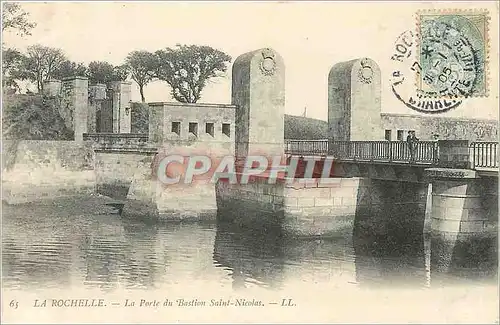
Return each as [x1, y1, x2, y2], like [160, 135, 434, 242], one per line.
[2, 197, 497, 292]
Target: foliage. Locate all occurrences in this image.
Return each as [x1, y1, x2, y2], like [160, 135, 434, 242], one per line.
[2, 47, 25, 92]
[52, 60, 88, 80]
[87, 61, 128, 86]
[155, 44, 231, 103]
[2, 3, 36, 36]
[131, 102, 149, 134]
[2, 93, 74, 140]
[125, 51, 157, 102]
[15, 45, 68, 92]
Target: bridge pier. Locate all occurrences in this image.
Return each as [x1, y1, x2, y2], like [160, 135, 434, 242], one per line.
[425, 168, 498, 273]
[216, 175, 429, 240]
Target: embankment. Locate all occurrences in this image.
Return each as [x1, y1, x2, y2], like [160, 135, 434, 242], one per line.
[2, 140, 96, 204]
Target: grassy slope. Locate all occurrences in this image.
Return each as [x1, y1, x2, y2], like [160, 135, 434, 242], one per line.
[284, 114, 328, 140]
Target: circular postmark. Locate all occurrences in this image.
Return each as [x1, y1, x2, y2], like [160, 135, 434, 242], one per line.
[418, 20, 479, 98]
[390, 30, 462, 114]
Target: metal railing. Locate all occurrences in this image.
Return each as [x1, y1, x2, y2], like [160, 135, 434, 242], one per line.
[470, 142, 498, 169]
[285, 139, 437, 165]
[285, 139, 329, 156]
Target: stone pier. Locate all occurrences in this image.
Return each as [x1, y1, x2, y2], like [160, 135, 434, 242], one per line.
[111, 81, 132, 133]
[232, 47, 285, 157]
[426, 168, 498, 272]
[60, 76, 89, 142]
[216, 175, 428, 238]
[328, 58, 382, 141]
[88, 83, 107, 133]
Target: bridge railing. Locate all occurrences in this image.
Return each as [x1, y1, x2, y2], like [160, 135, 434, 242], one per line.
[285, 139, 328, 156]
[470, 142, 498, 169]
[284, 139, 437, 164]
[329, 140, 437, 164]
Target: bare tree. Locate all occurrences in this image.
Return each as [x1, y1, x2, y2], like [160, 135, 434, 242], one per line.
[17, 45, 67, 92]
[155, 45, 231, 103]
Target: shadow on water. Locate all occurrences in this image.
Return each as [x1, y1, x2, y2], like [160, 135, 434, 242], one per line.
[430, 234, 498, 286]
[212, 214, 428, 290]
[213, 221, 287, 290]
[214, 203, 497, 290]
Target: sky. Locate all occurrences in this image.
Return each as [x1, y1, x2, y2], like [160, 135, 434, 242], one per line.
[3, 1, 499, 121]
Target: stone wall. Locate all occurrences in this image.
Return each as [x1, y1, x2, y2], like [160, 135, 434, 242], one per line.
[216, 175, 428, 238]
[2, 140, 95, 204]
[282, 114, 498, 142]
[95, 150, 156, 200]
[148, 102, 236, 146]
[122, 158, 218, 222]
[381, 113, 498, 141]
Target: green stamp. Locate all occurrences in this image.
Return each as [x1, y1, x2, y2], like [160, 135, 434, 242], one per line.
[417, 10, 489, 98]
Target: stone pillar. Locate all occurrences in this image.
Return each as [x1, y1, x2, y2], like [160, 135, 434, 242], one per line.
[425, 168, 498, 274]
[61, 77, 89, 142]
[111, 81, 132, 133]
[88, 84, 107, 134]
[437, 140, 471, 169]
[42, 80, 62, 97]
[232, 48, 285, 158]
[328, 58, 381, 141]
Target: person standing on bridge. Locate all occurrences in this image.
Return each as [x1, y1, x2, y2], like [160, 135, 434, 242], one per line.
[407, 131, 419, 163]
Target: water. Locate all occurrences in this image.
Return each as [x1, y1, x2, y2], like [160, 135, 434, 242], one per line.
[2, 197, 496, 293]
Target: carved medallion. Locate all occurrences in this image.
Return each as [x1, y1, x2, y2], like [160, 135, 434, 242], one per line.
[260, 48, 277, 76]
[358, 58, 374, 84]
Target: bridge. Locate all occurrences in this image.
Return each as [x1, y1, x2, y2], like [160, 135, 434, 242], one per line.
[285, 139, 498, 169]
[285, 139, 498, 179]
[83, 133, 499, 171]
[76, 49, 497, 273]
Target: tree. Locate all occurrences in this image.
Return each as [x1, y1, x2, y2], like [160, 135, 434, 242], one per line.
[2, 3, 36, 37]
[155, 45, 231, 103]
[87, 61, 127, 86]
[125, 51, 157, 102]
[16, 45, 68, 92]
[52, 60, 87, 80]
[2, 47, 25, 92]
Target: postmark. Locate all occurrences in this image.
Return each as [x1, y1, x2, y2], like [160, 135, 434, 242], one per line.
[390, 30, 462, 114]
[416, 10, 489, 98]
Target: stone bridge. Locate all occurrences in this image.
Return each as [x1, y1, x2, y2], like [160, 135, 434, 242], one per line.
[76, 47, 497, 273]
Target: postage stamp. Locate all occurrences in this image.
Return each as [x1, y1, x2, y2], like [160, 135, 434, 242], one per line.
[416, 9, 490, 98]
[389, 30, 463, 114]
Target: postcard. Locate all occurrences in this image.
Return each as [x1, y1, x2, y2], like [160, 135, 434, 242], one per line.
[1, 1, 498, 324]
